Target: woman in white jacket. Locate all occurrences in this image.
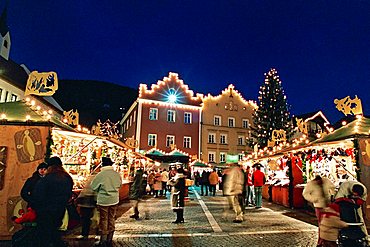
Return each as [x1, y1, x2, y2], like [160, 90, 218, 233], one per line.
[303, 175, 335, 246]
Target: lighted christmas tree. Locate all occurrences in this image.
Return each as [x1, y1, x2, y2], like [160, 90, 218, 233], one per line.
[250, 68, 293, 149]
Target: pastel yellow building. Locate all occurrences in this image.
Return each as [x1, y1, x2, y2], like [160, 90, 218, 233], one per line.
[201, 85, 257, 164]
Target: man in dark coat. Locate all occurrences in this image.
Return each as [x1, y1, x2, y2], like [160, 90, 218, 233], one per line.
[129, 168, 144, 220]
[33, 156, 73, 247]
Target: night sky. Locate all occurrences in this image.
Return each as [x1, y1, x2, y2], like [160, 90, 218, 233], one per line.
[6, 1, 370, 123]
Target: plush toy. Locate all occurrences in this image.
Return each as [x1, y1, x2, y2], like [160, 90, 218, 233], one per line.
[12, 207, 37, 224]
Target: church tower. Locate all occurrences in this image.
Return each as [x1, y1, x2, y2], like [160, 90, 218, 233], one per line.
[0, 5, 10, 60]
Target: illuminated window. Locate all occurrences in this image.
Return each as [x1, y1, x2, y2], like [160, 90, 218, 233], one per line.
[228, 117, 235, 127]
[184, 112, 192, 124]
[167, 110, 175, 122]
[239, 154, 244, 161]
[220, 152, 226, 163]
[148, 134, 157, 146]
[208, 152, 215, 163]
[149, 108, 158, 120]
[208, 133, 216, 144]
[242, 119, 249, 128]
[166, 135, 175, 147]
[183, 136, 191, 148]
[214, 116, 221, 126]
[238, 136, 244, 145]
[220, 134, 227, 144]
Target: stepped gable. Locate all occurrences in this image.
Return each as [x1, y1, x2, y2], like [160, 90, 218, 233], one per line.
[138, 72, 203, 106]
[203, 84, 257, 108]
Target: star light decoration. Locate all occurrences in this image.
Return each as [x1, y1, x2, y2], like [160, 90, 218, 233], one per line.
[138, 72, 203, 109]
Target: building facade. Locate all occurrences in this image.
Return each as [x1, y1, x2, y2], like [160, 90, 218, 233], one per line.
[120, 73, 203, 157]
[201, 85, 257, 164]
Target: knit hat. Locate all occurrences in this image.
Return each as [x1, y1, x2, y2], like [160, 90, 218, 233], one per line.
[37, 162, 48, 170]
[47, 156, 63, 167]
[102, 157, 114, 166]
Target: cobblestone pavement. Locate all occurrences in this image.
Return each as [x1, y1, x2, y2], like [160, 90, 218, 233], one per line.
[2, 187, 319, 247]
[65, 186, 318, 247]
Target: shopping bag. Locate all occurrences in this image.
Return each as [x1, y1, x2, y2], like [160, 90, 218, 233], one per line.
[58, 209, 69, 231]
[146, 184, 151, 192]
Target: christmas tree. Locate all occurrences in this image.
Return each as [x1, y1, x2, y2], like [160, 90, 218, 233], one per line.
[250, 68, 293, 149]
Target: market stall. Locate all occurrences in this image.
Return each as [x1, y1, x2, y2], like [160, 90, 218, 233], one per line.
[255, 117, 370, 212]
[0, 100, 72, 240]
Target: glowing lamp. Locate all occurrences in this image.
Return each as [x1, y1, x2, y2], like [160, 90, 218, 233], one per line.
[0, 113, 6, 119]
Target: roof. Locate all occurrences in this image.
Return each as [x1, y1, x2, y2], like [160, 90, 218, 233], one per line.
[189, 160, 212, 168]
[0, 101, 73, 130]
[0, 56, 29, 90]
[311, 117, 370, 144]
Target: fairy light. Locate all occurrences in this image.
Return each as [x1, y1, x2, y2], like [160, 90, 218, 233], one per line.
[26, 115, 31, 121]
[0, 113, 6, 119]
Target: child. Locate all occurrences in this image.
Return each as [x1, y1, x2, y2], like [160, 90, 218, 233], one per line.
[319, 202, 348, 247]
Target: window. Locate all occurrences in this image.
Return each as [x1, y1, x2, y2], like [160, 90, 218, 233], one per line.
[184, 112, 192, 124]
[149, 108, 158, 120]
[208, 133, 216, 144]
[183, 136, 191, 148]
[0, 88, 2, 102]
[4, 91, 8, 102]
[214, 116, 221, 126]
[220, 134, 227, 144]
[148, 134, 157, 146]
[238, 136, 244, 145]
[242, 119, 249, 128]
[220, 152, 226, 163]
[167, 110, 175, 122]
[3, 40, 7, 48]
[133, 111, 136, 122]
[11, 94, 17, 102]
[239, 154, 244, 161]
[208, 152, 215, 163]
[166, 135, 175, 147]
[228, 117, 235, 127]
[129, 115, 132, 126]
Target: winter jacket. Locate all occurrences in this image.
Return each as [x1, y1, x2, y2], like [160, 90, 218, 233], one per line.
[252, 170, 266, 187]
[168, 173, 185, 209]
[76, 174, 97, 208]
[20, 172, 44, 208]
[320, 204, 348, 241]
[147, 172, 155, 185]
[33, 166, 73, 213]
[209, 171, 219, 185]
[91, 166, 122, 206]
[153, 172, 162, 190]
[335, 180, 367, 201]
[129, 169, 144, 200]
[302, 177, 335, 208]
[161, 171, 169, 182]
[223, 166, 245, 196]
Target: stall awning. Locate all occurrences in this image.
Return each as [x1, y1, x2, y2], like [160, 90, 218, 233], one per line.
[0, 101, 74, 131]
[190, 160, 212, 168]
[312, 117, 370, 144]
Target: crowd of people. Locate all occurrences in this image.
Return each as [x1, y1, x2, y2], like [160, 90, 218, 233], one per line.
[11, 156, 370, 247]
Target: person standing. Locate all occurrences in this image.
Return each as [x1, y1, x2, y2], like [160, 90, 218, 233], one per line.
[153, 170, 162, 198]
[200, 171, 210, 196]
[91, 157, 122, 247]
[147, 170, 155, 196]
[208, 169, 219, 196]
[20, 162, 48, 208]
[76, 173, 97, 240]
[129, 168, 144, 220]
[303, 175, 335, 247]
[168, 167, 186, 224]
[32, 156, 73, 247]
[252, 164, 266, 209]
[160, 169, 169, 197]
[223, 163, 245, 223]
[245, 166, 255, 207]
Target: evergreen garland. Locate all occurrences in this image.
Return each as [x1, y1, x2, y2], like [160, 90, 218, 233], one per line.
[45, 129, 54, 159]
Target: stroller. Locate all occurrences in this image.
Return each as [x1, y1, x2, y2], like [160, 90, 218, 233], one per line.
[336, 197, 368, 247]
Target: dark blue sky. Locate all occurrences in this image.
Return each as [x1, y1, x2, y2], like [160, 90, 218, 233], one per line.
[7, 0, 370, 123]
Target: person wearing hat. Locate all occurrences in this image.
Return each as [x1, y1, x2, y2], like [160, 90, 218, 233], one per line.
[20, 162, 48, 208]
[32, 156, 74, 247]
[91, 157, 122, 247]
